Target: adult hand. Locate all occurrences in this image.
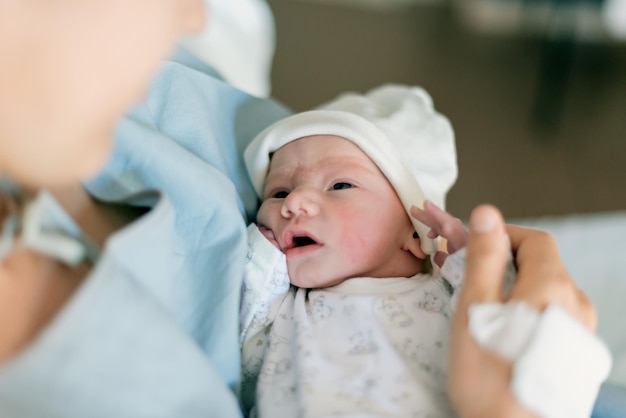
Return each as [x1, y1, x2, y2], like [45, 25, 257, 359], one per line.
[447, 204, 597, 418]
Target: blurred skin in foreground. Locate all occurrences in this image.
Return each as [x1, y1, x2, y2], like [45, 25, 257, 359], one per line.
[0, 0, 206, 187]
[0, 0, 206, 361]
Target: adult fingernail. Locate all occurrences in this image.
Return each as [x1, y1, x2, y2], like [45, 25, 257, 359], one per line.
[470, 206, 498, 233]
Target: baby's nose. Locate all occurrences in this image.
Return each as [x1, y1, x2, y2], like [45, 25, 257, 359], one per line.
[280, 188, 320, 218]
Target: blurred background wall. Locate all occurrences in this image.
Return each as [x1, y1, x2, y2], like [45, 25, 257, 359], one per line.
[266, 0, 626, 219]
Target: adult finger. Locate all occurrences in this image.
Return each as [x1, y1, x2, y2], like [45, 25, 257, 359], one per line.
[505, 225, 597, 330]
[505, 225, 563, 302]
[458, 205, 509, 307]
[506, 225, 561, 271]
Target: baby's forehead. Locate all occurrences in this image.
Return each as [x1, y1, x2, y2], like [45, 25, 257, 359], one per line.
[270, 134, 370, 159]
[265, 135, 386, 182]
[268, 135, 376, 173]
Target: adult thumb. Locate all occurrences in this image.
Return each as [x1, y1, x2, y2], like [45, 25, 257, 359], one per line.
[460, 205, 509, 307]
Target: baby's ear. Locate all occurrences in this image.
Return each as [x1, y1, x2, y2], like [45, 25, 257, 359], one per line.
[403, 231, 427, 260]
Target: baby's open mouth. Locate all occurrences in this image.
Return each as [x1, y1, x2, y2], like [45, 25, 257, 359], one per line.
[293, 236, 317, 247]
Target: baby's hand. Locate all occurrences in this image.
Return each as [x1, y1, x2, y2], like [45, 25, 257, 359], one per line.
[258, 225, 281, 250]
[410, 201, 468, 267]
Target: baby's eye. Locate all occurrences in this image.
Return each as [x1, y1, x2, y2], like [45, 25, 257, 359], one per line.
[273, 191, 289, 198]
[332, 182, 353, 190]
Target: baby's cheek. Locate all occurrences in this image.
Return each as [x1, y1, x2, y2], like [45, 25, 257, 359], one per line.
[336, 213, 375, 266]
[257, 203, 281, 230]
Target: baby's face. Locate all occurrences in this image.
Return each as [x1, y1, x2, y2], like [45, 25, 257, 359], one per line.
[257, 135, 424, 288]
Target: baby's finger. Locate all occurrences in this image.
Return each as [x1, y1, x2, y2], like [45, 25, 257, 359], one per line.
[423, 201, 467, 251]
[457, 205, 509, 307]
[433, 251, 448, 268]
[410, 205, 441, 237]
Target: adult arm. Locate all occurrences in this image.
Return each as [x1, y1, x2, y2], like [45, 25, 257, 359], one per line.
[0, 184, 138, 363]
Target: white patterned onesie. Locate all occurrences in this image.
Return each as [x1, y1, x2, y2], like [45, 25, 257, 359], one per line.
[240, 224, 469, 418]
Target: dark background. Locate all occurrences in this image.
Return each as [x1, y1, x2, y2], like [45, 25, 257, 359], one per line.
[266, 0, 626, 219]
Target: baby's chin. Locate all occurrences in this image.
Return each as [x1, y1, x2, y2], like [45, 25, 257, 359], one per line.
[288, 269, 347, 289]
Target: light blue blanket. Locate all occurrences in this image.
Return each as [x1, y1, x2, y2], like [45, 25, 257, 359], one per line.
[0, 48, 290, 417]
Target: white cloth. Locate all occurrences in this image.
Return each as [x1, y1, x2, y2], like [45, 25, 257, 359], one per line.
[180, 0, 275, 96]
[604, 0, 626, 39]
[244, 84, 457, 255]
[241, 224, 459, 417]
[469, 302, 612, 418]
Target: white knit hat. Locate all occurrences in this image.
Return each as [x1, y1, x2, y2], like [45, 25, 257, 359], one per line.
[244, 84, 457, 255]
